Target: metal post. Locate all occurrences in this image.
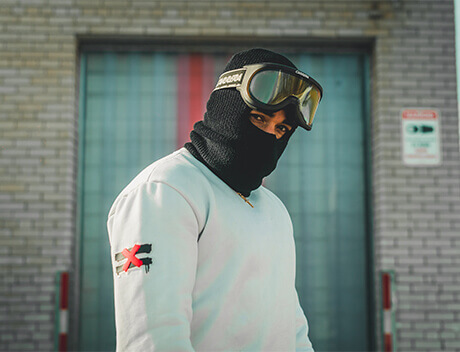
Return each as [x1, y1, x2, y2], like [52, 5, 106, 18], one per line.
[55, 272, 69, 352]
[381, 271, 397, 352]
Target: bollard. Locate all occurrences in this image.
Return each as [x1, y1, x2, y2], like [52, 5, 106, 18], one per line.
[54, 271, 69, 352]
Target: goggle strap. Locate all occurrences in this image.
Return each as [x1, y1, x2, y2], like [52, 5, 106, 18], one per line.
[213, 68, 246, 91]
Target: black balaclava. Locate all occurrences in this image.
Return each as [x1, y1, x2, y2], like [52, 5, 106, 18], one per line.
[184, 48, 299, 197]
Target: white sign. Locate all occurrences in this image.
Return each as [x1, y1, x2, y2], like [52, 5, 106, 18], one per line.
[401, 109, 441, 166]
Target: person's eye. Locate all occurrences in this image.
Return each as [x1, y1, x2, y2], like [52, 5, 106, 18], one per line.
[251, 114, 265, 122]
[277, 125, 288, 133]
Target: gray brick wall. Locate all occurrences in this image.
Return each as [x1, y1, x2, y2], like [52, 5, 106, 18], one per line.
[0, 0, 459, 351]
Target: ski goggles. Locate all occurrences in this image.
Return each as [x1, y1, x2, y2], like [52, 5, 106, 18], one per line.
[213, 63, 323, 130]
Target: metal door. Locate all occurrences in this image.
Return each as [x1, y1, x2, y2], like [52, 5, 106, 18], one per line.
[77, 50, 372, 351]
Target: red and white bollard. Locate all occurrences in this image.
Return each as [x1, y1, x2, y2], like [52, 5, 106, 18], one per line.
[381, 271, 396, 352]
[55, 271, 69, 352]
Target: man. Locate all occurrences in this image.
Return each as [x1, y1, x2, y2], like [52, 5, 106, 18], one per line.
[107, 48, 323, 351]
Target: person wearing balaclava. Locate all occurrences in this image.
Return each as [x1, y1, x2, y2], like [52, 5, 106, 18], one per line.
[184, 49, 299, 198]
[107, 48, 322, 352]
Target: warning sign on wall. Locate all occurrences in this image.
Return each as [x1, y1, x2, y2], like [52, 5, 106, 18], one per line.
[401, 109, 441, 166]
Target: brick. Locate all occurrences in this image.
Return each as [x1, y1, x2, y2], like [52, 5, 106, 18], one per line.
[412, 266, 438, 274]
[440, 266, 460, 274]
[8, 343, 35, 350]
[427, 257, 453, 265]
[426, 238, 451, 247]
[415, 340, 442, 349]
[442, 284, 460, 292]
[159, 17, 185, 26]
[399, 312, 425, 321]
[427, 312, 455, 321]
[440, 331, 456, 339]
[445, 341, 460, 349]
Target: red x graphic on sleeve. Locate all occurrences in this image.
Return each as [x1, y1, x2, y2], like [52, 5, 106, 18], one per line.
[121, 244, 143, 272]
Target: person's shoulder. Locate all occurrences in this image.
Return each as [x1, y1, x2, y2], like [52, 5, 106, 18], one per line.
[146, 148, 205, 186]
[259, 185, 291, 216]
[114, 148, 203, 196]
[259, 185, 282, 203]
[108, 148, 212, 217]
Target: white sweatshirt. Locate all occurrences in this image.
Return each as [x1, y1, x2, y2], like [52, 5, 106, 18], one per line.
[107, 148, 314, 352]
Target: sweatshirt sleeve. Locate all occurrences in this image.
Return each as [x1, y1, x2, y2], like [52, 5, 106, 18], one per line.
[295, 291, 315, 352]
[107, 181, 200, 352]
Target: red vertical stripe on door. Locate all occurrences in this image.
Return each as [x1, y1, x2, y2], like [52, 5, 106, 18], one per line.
[188, 55, 204, 137]
[176, 54, 215, 149]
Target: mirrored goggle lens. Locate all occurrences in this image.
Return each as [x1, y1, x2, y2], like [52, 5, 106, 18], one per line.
[299, 86, 321, 127]
[249, 69, 322, 126]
